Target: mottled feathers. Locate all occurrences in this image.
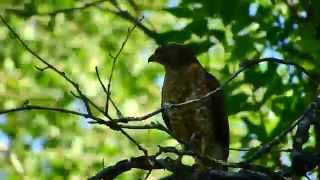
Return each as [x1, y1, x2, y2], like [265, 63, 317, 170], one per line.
[148, 44, 229, 165]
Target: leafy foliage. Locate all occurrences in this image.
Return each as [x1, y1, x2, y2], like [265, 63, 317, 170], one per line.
[0, 0, 319, 179]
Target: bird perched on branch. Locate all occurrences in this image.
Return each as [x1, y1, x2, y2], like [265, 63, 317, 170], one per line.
[148, 44, 229, 168]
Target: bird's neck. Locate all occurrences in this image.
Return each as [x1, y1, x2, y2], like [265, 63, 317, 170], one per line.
[164, 61, 201, 76]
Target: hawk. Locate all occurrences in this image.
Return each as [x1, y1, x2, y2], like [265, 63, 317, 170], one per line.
[148, 44, 229, 167]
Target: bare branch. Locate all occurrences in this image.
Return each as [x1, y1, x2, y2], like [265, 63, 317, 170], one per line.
[95, 66, 123, 118]
[104, 16, 142, 114]
[0, 105, 92, 119]
[116, 108, 163, 123]
[70, 91, 109, 119]
[95, 67, 108, 96]
[5, 0, 109, 17]
[118, 128, 148, 156]
[103, 8, 160, 43]
[109, 98, 124, 118]
[0, 103, 168, 135]
[34, 65, 50, 71]
[94, 27, 149, 156]
[4, 0, 161, 44]
[115, 58, 316, 123]
[229, 147, 292, 153]
[41, 0, 108, 16]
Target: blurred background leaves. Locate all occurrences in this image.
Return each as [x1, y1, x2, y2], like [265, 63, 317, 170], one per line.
[0, 0, 319, 179]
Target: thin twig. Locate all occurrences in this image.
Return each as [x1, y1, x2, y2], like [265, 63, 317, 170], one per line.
[117, 108, 163, 123]
[95, 66, 123, 118]
[109, 98, 123, 118]
[5, 0, 109, 17]
[118, 128, 148, 156]
[104, 8, 160, 44]
[34, 65, 50, 71]
[104, 16, 143, 114]
[144, 170, 152, 180]
[95, 37, 148, 156]
[70, 91, 111, 119]
[41, 0, 108, 16]
[229, 147, 292, 152]
[95, 67, 108, 93]
[0, 104, 170, 134]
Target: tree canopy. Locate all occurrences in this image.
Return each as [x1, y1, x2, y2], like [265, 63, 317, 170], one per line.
[0, 0, 319, 179]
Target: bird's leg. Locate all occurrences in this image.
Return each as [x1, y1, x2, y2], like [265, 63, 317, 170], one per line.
[190, 132, 209, 170]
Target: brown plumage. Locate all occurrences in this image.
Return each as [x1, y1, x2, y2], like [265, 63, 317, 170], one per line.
[148, 44, 229, 167]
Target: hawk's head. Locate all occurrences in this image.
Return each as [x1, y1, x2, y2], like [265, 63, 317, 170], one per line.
[148, 43, 197, 68]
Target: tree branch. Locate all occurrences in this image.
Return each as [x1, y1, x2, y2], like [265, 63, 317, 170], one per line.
[3, 0, 161, 44]
[115, 58, 316, 123]
[88, 148, 284, 180]
[4, 0, 109, 17]
[245, 95, 320, 163]
[104, 17, 141, 114]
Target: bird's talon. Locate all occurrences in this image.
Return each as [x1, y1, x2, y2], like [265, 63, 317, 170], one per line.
[162, 102, 172, 110]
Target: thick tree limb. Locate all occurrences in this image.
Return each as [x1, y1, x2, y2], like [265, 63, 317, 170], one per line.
[289, 96, 320, 177]
[88, 154, 284, 180]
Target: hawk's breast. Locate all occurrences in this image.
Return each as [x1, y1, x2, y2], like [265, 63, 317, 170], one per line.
[162, 63, 213, 152]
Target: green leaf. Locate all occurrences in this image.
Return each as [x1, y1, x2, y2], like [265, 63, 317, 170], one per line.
[226, 93, 250, 115]
[188, 41, 212, 54]
[157, 30, 192, 43]
[164, 7, 193, 18]
[185, 18, 208, 37]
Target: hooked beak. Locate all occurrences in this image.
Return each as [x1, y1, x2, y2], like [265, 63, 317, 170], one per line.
[148, 53, 157, 63]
